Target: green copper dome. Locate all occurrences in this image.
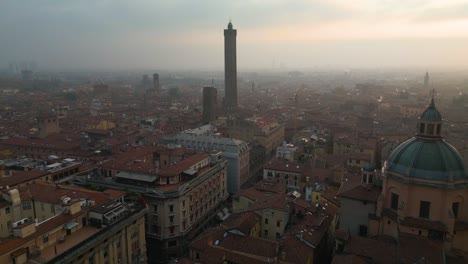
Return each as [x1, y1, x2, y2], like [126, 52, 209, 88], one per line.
[386, 137, 466, 187]
[363, 163, 376, 172]
[420, 99, 442, 121]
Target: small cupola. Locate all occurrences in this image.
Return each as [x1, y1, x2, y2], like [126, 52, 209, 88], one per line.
[361, 163, 376, 185]
[417, 93, 443, 139]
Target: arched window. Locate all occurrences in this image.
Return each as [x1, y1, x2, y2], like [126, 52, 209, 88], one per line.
[419, 123, 425, 134]
[427, 124, 434, 135]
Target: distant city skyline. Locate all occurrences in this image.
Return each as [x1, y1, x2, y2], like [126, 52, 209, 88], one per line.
[2, 0, 468, 71]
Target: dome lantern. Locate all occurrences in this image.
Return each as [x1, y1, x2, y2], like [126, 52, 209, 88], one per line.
[416, 92, 443, 139]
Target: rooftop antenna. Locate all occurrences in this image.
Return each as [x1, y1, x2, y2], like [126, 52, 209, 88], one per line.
[211, 78, 214, 87]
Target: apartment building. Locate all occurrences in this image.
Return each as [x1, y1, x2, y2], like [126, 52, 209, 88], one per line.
[0, 183, 147, 264]
[224, 116, 285, 155]
[85, 146, 229, 264]
[163, 125, 250, 193]
[263, 158, 304, 191]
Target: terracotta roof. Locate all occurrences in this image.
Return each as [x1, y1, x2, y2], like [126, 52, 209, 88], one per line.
[264, 158, 304, 174]
[234, 186, 289, 212]
[190, 226, 291, 264]
[280, 235, 314, 264]
[343, 234, 444, 264]
[1, 137, 80, 150]
[338, 185, 380, 203]
[159, 152, 209, 177]
[0, 169, 50, 187]
[103, 189, 126, 200]
[344, 236, 397, 264]
[221, 212, 260, 236]
[302, 167, 332, 183]
[16, 183, 109, 206]
[289, 199, 338, 249]
[400, 216, 448, 232]
[398, 233, 444, 264]
[253, 179, 286, 194]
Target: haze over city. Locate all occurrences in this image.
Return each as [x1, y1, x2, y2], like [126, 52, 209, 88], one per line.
[2, 0, 468, 70]
[1, 1, 468, 264]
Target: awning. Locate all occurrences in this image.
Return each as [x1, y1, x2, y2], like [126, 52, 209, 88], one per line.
[116, 171, 158, 182]
[184, 168, 197, 175]
[64, 221, 78, 230]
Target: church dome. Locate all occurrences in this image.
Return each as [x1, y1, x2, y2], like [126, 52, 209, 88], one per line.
[363, 163, 376, 172]
[420, 99, 442, 121]
[385, 97, 467, 187]
[386, 138, 466, 184]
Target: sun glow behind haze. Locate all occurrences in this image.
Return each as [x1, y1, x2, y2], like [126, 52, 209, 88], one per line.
[1, 0, 468, 70]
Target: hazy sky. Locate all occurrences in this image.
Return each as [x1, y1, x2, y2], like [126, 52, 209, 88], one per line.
[2, 0, 468, 71]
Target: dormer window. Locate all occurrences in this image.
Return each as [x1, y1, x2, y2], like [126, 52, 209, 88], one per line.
[436, 124, 441, 135]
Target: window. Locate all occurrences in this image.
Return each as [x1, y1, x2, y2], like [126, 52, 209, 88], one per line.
[265, 218, 269, 225]
[22, 202, 32, 210]
[427, 124, 434, 135]
[103, 245, 109, 258]
[88, 254, 95, 264]
[419, 201, 431, 218]
[169, 205, 174, 212]
[362, 174, 367, 183]
[169, 216, 174, 223]
[368, 175, 374, 184]
[436, 124, 441, 135]
[359, 225, 368, 237]
[419, 123, 425, 134]
[276, 221, 281, 228]
[5, 207, 10, 214]
[168, 241, 177, 247]
[43, 233, 49, 243]
[391, 193, 399, 210]
[356, 159, 361, 164]
[264, 230, 268, 237]
[452, 202, 460, 218]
